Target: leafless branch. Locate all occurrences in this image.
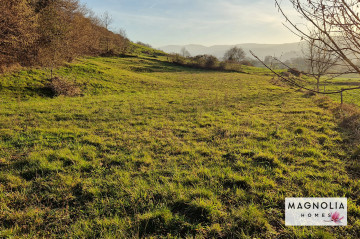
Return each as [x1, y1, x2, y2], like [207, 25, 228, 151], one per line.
[250, 50, 360, 94]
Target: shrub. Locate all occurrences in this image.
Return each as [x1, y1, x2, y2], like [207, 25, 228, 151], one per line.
[191, 55, 206, 67]
[288, 68, 302, 77]
[239, 60, 254, 66]
[136, 41, 152, 48]
[218, 62, 227, 70]
[223, 47, 245, 63]
[169, 53, 185, 65]
[0, 63, 22, 74]
[204, 55, 218, 68]
[0, 0, 130, 72]
[47, 77, 81, 97]
[190, 55, 218, 69]
[280, 71, 291, 77]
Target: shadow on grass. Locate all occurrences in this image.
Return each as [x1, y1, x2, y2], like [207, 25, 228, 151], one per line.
[331, 81, 360, 86]
[0, 86, 55, 98]
[314, 96, 360, 180]
[170, 200, 211, 224]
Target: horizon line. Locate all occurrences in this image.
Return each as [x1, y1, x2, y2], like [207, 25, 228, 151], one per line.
[156, 41, 303, 48]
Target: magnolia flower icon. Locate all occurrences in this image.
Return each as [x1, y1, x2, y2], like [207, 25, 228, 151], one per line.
[325, 212, 344, 224]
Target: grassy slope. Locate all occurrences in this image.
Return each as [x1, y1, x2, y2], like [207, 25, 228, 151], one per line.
[0, 55, 359, 238]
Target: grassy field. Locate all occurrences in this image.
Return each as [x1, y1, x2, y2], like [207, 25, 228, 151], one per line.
[322, 77, 360, 106]
[0, 55, 359, 238]
[297, 74, 360, 106]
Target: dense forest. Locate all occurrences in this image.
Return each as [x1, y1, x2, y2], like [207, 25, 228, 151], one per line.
[0, 0, 129, 72]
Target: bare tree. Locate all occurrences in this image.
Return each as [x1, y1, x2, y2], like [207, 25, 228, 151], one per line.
[101, 11, 113, 30]
[180, 47, 191, 58]
[223, 46, 245, 63]
[116, 28, 129, 54]
[275, 0, 360, 76]
[258, 0, 360, 103]
[264, 55, 282, 69]
[305, 33, 339, 91]
[100, 11, 113, 52]
[118, 28, 127, 39]
[251, 50, 360, 99]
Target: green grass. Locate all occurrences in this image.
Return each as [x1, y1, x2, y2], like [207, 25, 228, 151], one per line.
[129, 43, 168, 58]
[298, 74, 360, 106]
[0, 56, 359, 238]
[322, 77, 360, 106]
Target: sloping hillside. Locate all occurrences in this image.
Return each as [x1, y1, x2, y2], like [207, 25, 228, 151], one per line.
[0, 55, 359, 238]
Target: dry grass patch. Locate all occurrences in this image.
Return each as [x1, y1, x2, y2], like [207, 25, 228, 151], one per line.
[47, 77, 81, 97]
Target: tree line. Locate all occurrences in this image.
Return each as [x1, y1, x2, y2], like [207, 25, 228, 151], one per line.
[0, 0, 129, 73]
[170, 46, 258, 71]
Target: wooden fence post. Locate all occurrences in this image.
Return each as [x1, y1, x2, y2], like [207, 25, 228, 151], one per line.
[341, 89, 343, 105]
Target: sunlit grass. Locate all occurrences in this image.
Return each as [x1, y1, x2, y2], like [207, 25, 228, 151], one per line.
[322, 77, 360, 106]
[0, 56, 359, 238]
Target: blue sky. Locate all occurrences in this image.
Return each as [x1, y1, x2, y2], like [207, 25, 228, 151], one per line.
[80, 0, 300, 47]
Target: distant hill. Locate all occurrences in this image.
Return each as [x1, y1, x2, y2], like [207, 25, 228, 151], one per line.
[159, 42, 304, 61]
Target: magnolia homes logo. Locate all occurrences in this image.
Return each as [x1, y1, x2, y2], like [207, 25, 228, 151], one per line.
[285, 198, 347, 226]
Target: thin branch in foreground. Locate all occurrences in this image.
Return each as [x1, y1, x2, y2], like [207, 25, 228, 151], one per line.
[249, 50, 360, 95]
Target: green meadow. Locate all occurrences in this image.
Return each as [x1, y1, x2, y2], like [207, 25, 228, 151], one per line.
[0, 55, 359, 238]
[322, 77, 360, 106]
